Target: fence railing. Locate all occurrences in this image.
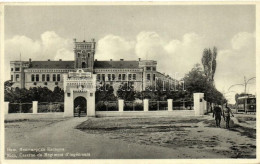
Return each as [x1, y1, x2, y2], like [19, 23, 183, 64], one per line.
[96, 101, 118, 111]
[173, 100, 193, 110]
[9, 103, 33, 113]
[38, 102, 64, 113]
[124, 101, 143, 111]
[149, 101, 168, 111]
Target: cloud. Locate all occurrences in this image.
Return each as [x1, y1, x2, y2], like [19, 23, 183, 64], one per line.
[4, 31, 73, 80]
[5, 30, 255, 104]
[95, 35, 136, 60]
[215, 32, 255, 103]
[231, 32, 255, 50]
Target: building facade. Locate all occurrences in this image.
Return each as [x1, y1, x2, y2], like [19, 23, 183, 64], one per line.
[10, 38, 175, 92]
[10, 38, 177, 117]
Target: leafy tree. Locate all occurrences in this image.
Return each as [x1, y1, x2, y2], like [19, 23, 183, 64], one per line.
[183, 64, 225, 106]
[95, 83, 117, 102]
[117, 82, 136, 101]
[201, 47, 217, 82]
[4, 85, 64, 103]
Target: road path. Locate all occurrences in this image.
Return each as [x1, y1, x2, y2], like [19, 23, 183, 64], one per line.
[5, 117, 227, 159]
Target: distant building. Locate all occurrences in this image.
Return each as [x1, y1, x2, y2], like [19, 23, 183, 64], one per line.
[10, 38, 174, 92]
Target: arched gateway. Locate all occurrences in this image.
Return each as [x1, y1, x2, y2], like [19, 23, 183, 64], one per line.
[63, 69, 96, 117]
[74, 96, 87, 116]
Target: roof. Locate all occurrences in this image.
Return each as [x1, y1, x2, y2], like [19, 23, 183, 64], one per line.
[94, 61, 139, 69]
[29, 61, 74, 69]
[26, 60, 140, 69]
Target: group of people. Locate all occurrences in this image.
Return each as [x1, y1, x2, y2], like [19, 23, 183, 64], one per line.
[212, 104, 234, 129]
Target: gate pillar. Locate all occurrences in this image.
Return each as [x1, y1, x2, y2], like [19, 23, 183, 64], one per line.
[194, 93, 206, 116]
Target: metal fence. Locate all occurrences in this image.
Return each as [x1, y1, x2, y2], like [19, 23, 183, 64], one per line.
[124, 101, 143, 111]
[96, 101, 118, 111]
[173, 100, 193, 110]
[149, 101, 168, 111]
[38, 102, 64, 113]
[9, 103, 33, 113]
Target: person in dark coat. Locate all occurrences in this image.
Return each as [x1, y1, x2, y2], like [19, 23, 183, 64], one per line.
[213, 104, 222, 128]
[75, 105, 81, 118]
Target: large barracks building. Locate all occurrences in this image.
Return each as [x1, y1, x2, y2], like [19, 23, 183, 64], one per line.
[10, 38, 175, 92]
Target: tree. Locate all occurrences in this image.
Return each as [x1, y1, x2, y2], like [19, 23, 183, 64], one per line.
[117, 82, 136, 101]
[183, 64, 225, 106]
[95, 83, 117, 102]
[201, 47, 217, 82]
[4, 85, 65, 103]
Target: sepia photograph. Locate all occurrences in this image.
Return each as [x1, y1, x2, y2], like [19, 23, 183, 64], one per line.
[1, 3, 257, 161]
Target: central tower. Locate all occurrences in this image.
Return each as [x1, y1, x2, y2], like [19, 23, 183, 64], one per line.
[73, 38, 96, 73]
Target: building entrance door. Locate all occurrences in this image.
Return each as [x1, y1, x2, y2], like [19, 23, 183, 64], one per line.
[74, 96, 87, 117]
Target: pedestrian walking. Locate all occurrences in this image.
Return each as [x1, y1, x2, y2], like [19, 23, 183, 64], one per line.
[75, 105, 81, 118]
[223, 104, 234, 129]
[213, 104, 222, 128]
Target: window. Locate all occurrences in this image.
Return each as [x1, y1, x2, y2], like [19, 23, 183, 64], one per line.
[112, 74, 116, 81]
[147, 74, 151, 81]
[16, 74, 20, 81]
[31, 74, 35, 82]
[102, 74, 105, 81]
[47, 74, 50, 81]
[108, 74, 111, 81]
[133, 74, 136, 80]
[146, 67, 151, 71]
[122, 74, 126, 81]
[57, 74, 61, 81]
[15, 67, 20, 71]
[118, 74, 122, 81]
[11, 75, 13, 81]
[36, 74, 39, 81]
[42, 74, 45, 81]
[53, 74, 56, 81]
[128, 74, 132, 81]
[97, 74, 101, 81]
[82, 62, 86, 68]
[153, 67, 156, 71]
[11, 68, 13, 71]
[88, 53, 90, 58]
[153, 74, 156, 81]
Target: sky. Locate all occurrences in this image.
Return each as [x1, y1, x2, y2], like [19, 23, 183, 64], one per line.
[4, 5, 256, 104]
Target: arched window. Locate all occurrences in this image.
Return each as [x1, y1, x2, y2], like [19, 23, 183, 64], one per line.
[16, 74, 20, 81]
[31, 74, 35, 82]
[46, 74, 50, 81]
[42, 74, 45, 81]
[88, 53, 90, 58]
[82, 62, 86, 68]
[53, 74, 56, 81]
[57, 74, 61, 81]
[36, 74, 39, 81]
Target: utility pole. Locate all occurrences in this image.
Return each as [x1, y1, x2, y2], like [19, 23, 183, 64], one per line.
[228, 76, 256, 95]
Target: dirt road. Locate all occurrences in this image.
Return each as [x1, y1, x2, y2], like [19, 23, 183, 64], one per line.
[5, 115, 255, 159]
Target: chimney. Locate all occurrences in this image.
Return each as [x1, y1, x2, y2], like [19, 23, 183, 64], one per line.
[110, 59, 112, 61]
[29, 58, 32, 63]
[73, 38, 76, 42]
[83, 40, 85, 42]
[59, 59, 62, 61]
[95, 59, 97, 61]
[91, 38, 95, 42]
[48, 59, 50, 61]
[138, 58, 141, 61]
[120, 59, 124, 61]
